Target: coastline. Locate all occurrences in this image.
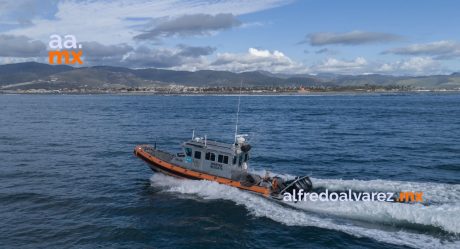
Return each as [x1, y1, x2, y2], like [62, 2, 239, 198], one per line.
[1, 89, 459, 96]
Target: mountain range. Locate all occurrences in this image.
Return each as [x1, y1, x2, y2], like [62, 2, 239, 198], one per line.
[0, 62, 459, 90]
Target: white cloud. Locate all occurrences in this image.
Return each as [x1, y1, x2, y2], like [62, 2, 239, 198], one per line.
[0, 1, 453, 76]
[305, 31, 402, 46]
[384, 40, 460, 59]
[0, 56, 43, 64]
[137, 47, 446, 76]
[311, 57, 368, 74]
[309, 56, 444, 75]
[0, 34, 46, 57]
[123, 45, 212, 68]
[377, 57, 442, 75]
[202, 48, 309, 74]
[6, 0, 289, 45]
[135, 13, 241, 40]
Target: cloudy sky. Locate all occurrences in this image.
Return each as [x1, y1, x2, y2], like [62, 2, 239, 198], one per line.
[0, 0, 459, 75]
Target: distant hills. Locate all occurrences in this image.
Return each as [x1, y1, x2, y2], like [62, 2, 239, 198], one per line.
[0, 62, 459, 90]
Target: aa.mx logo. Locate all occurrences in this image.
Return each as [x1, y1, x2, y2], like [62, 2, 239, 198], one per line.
[48, 34, 83, 65]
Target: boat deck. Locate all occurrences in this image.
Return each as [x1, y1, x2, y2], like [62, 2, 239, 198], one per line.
[140, 145, 174, 162]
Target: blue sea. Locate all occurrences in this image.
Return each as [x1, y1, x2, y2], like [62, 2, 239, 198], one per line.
[0, 93, 459, 248]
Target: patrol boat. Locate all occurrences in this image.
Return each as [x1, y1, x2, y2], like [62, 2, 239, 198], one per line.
[134, 132, 312, 199]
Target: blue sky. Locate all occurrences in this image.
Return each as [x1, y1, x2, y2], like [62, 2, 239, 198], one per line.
[0, 0, 459, 75]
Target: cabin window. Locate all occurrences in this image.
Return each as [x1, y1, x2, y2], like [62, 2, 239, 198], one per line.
[194, 151, 201, 159]
[244, 154, 249, 162]
[205, 152, 216, 161]
[238, 154, 243, 166]
[185, 147, 192, 157]
[216, 155, 229, 164]
[232, 156, 237, 165]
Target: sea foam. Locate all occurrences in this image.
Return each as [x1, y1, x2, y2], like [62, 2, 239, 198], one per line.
[150, 174, 460, 249]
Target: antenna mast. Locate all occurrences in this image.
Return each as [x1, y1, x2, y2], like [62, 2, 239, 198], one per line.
[234, 80, 243, 143]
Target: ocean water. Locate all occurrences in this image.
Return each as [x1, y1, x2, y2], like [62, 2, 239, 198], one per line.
[0, 93, 459, 248]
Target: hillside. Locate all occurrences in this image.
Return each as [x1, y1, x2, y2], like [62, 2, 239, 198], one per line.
[0, 62, 459, 90]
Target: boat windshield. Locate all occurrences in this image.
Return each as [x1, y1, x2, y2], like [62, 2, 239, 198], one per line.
[185, 147, 192, 157]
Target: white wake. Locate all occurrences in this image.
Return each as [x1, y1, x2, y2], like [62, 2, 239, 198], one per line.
[150, 174, 460, 249]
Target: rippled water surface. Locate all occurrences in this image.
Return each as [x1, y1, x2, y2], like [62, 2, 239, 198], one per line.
[0, 93, 459, 248]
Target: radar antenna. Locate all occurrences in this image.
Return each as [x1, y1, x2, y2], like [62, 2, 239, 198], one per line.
[234, 80, 243, 144]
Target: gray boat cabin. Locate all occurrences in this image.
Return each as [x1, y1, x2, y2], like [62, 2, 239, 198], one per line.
[171, 134, 251, 180]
